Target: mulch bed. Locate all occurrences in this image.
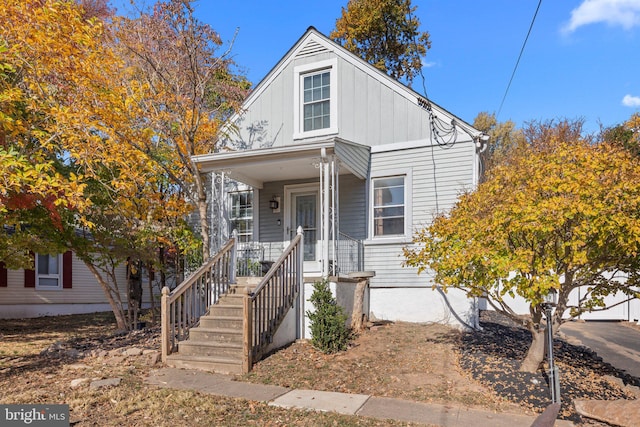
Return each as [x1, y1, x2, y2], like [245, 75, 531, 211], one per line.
[458, 311, 639, 423]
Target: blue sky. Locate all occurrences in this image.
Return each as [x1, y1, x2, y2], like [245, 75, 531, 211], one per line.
[114, 0, 640, 134]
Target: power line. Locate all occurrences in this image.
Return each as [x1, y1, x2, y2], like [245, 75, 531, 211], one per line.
[497, 0, 542, 119]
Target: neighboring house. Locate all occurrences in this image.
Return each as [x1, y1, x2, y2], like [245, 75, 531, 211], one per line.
[481, 283, 640, 323]
[0, 252, 149, 319]
[192, 27, 488, 332]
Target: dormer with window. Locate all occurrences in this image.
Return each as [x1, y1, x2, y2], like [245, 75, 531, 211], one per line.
[293, 59, 338, 139]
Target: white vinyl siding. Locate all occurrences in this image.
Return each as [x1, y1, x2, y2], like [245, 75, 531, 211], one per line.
[367, 143, 475, 288]
[0, 253, 138, 304]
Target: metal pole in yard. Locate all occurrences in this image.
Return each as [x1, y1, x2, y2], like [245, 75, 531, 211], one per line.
[543, 291, 561, 404]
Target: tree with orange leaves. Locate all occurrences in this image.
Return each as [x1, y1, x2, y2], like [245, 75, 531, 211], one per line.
[107, 0, 249, 260]
[405, 121, 640, 373]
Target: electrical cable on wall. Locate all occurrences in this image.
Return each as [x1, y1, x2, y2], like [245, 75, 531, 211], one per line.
[407, 5, 458, 149]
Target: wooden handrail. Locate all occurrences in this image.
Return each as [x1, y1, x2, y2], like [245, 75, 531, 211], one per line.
[243, 228, 304, 371]
[161, 237, 237, 362]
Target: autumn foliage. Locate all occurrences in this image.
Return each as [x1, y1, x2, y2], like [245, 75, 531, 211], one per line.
[331, 0, 430, 84]
[405, 131, 640, 371]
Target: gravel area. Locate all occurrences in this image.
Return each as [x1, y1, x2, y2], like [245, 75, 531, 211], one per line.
[458, 311, 639, 423]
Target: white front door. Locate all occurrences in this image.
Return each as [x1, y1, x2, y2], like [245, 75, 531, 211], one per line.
[284, 184, 320, 273]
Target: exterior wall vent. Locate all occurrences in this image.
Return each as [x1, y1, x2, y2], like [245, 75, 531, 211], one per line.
[296, 39, 329, 58]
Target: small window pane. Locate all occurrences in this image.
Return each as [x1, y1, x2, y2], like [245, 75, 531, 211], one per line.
[38, 255, 58, 275]
[39, 277, 59, 287]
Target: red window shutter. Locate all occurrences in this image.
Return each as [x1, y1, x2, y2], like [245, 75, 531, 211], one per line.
[0, 262, 7, 287]
[24, 253, 35, 288]
[62, 251, 73, 289]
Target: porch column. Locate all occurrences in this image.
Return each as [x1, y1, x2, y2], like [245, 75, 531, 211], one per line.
[330, 155, 338, 275]
[321, 148, 330, 277]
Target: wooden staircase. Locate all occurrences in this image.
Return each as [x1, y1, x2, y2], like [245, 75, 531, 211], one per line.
[165, 277, 260, 374]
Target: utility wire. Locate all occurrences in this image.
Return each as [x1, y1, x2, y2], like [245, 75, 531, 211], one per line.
[497, 0, 542, 119]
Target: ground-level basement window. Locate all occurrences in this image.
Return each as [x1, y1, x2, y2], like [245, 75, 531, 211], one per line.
[372, 176, 405, 237]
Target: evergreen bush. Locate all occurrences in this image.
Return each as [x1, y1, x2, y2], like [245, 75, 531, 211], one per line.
[306, 280, 352, 353]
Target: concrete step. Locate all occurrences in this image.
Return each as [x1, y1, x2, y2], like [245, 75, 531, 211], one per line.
[236, 276, 262, 287]
[189, 327, 243, 344]
[165, 354, 243, 375]
[178, 340, 243, 358]
[208, 304, 243, 317]
[217, 293, 245, 306]
[199, 315, 243, 329]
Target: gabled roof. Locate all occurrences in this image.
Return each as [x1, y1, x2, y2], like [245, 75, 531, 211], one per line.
[234, 26, 481, 140]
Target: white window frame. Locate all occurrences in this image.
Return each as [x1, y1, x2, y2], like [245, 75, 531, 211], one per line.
[35, 253, 62, 290]
[228, 189, 254, 243]
[293, 59, 338, 140]
[368, 170, 413, 244]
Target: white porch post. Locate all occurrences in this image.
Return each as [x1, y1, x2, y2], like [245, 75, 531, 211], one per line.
[296, 226, 305, 338]
[331, 156, 338, 275]
[321, 148, 330, 278]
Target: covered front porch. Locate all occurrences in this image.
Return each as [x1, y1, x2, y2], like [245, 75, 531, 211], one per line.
[194, 138, 371, 279]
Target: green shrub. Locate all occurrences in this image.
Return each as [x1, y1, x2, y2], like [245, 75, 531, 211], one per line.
[306, 280, 352, 353]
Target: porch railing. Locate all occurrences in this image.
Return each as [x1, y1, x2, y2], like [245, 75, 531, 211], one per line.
[236, 241, 285, 277]
[335, 232, 364, 275]
[161, 236, 237, 362]
[243, 227, 303, 372]
[236, 232, 363, 278]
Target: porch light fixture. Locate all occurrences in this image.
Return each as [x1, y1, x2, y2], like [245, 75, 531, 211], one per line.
[269, 196, 280, 211]
[541, 288, 560, 404]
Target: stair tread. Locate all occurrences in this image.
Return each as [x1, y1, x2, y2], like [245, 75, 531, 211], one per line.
[179, 340, 243, 349]
[166, 354, 242, 365]
[200, 314, 243, 320]
[191, 327, 242, 334]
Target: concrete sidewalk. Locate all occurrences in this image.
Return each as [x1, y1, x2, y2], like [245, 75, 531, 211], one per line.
[146, 367, 574, 427]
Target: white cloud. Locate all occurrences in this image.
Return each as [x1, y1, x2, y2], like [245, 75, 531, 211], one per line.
[622, 94, 640, 107]
[562, 0, 640, 33]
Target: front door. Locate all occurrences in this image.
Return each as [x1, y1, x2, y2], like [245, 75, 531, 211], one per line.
[285, 184, 320, 272]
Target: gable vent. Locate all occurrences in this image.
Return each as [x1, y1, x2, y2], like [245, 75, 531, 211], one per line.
[296, 39, 329, 58]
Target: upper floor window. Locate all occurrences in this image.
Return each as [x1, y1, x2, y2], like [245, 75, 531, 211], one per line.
[229, 190, 253, 243]
[372, 176, 406, 237]
[303, 71, 330, 131]
[36, 253, 62, 289]
[294, 59, 338, 139]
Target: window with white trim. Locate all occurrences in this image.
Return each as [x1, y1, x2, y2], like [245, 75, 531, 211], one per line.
[293, 59, 338, 139]
[303, 71, 331, 131]
[229, 190, 253, 243]
[372, 176, 405, 237]
[36, 254, 62, 290]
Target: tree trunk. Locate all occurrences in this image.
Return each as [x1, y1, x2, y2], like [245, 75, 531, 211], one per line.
[147, 261, 156, 324]
[83, 261, 128, 330]
[351, 279, 368, 332]
[520, 326, 546, 373]
[193, 166, 210, 261]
